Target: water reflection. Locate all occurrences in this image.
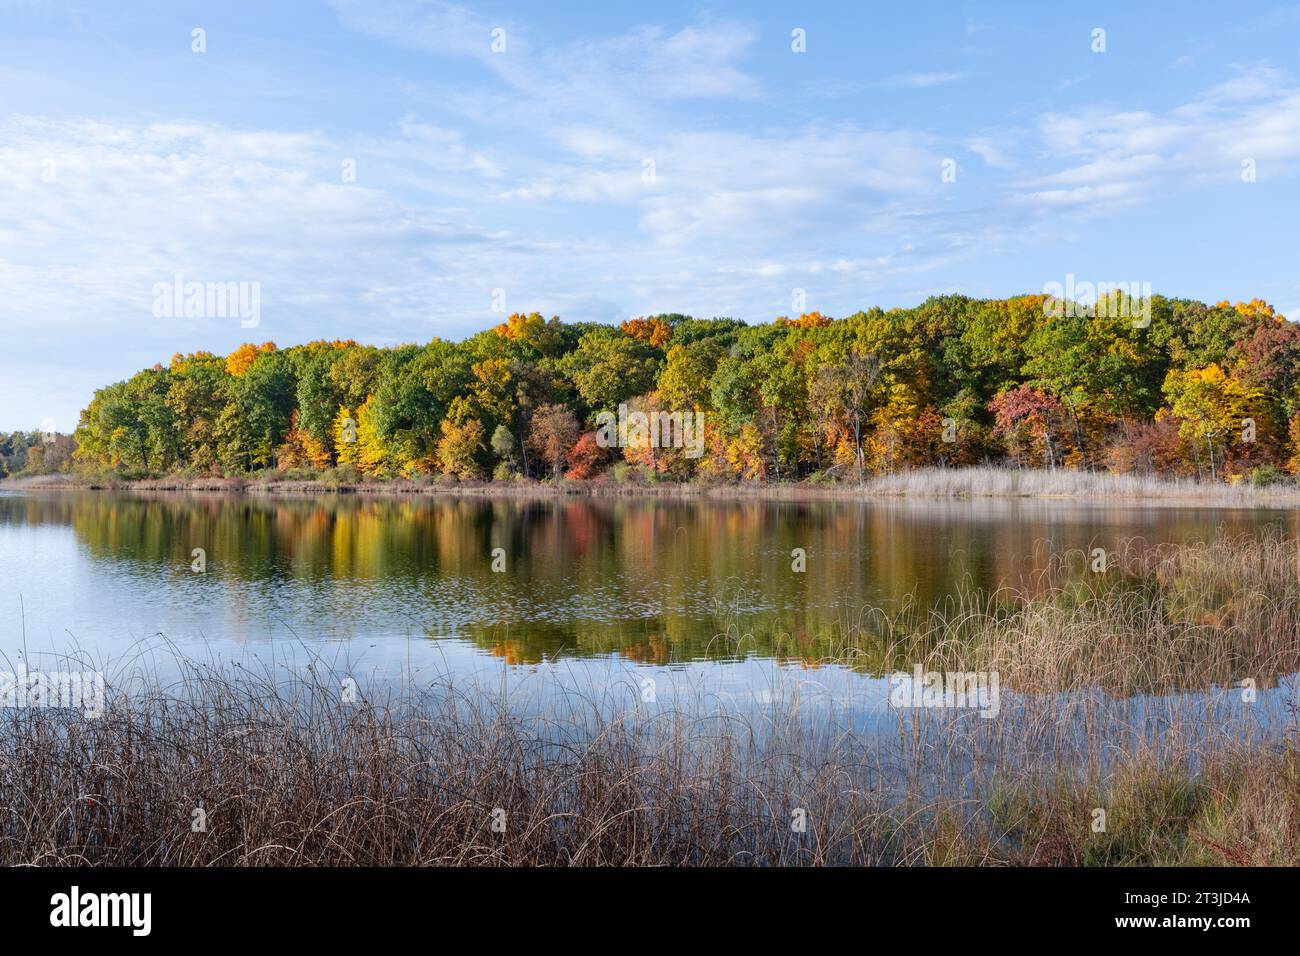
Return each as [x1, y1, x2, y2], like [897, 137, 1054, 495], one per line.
[0, 490, 1293, 674]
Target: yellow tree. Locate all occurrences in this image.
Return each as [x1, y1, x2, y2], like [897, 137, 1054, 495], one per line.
[725, 423, 766, 480]
[436, 397, 486, 479]
[469, 357, 514, 428]
[226, 341, 276, 377]
[657, 343, 714, 411]
[332, 405, 360, 467]
[776, 311, 832, 329]
[1162, 364, 1260, 481]
[1218, 299, 1279, 322]
[868, 384, 944, 474]
[354, 397, 392, 476]
[1288, 414, 1300, 475]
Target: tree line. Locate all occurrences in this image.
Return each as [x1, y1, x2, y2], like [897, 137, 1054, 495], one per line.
[68, 293, 1300, 484]
[0, 431, 75, 478]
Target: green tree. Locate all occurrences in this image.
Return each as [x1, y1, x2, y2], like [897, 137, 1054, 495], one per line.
[561, 328, 660, 415]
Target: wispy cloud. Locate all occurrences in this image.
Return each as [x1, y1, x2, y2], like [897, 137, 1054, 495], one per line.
[879, 71, 966, 89]
[1026, 63, 1300, 211]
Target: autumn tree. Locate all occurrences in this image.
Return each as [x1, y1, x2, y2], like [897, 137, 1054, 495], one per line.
[620, 316, 672, 347]
[332, 405, 360, 468]
[564, 432, 610, 480]
[65, 295, 1300, 484]
[989, 385, 1072, 470]
[808, 351, 882, 483]
[1162, 364, 1262, 481]
[436, 397, 486, 479]
[528, 403, 581, 481]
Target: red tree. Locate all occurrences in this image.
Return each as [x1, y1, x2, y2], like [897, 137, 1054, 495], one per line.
[564, 431, 611, 480]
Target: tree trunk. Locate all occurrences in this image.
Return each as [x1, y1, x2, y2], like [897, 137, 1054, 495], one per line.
[853, 414, 864, 485]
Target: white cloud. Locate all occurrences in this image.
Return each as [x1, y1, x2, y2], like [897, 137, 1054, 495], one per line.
[331, 0, 759, 134]
[880, 71, 966, 89]
[966, 138, 1013, 168]
[500, 126, 947, 244]
[1026, 64, 1300, 209]
[0, 112, 526, 405]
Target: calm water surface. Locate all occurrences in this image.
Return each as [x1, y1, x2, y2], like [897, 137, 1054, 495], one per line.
[1, 490, 1296, 713]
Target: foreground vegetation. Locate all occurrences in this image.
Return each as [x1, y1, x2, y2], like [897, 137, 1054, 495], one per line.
[3, 534, 1296, 866]
[66, 295, 1300, 487]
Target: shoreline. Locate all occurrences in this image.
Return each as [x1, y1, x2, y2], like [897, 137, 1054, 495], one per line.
[6, 467, 1300, 505]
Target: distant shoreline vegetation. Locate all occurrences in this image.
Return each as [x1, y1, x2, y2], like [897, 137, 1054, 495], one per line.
[11, 467, 1300, 504]
[25, 294, 1300, 487]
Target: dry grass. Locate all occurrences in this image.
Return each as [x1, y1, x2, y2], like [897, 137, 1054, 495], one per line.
[864, 465, 1300, 500]
[913, 533, 1300, 694]
[0, 662, 905, 866]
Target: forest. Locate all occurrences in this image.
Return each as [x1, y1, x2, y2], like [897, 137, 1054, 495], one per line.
[0, 430, 75, 479]
[64, 292, 1300, 485]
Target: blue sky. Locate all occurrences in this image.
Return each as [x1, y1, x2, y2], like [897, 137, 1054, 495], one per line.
[3, 0, 1300, 431]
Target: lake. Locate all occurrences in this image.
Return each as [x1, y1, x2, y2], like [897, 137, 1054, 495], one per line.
[5, 485, 1300, 819]
[2, 489, 1296, 703]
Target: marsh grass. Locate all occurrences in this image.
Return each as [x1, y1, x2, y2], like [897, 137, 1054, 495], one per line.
[750, 531, 1300, 695]
[864, 465, 1300, 500]
[2, 534, 1298, 866]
